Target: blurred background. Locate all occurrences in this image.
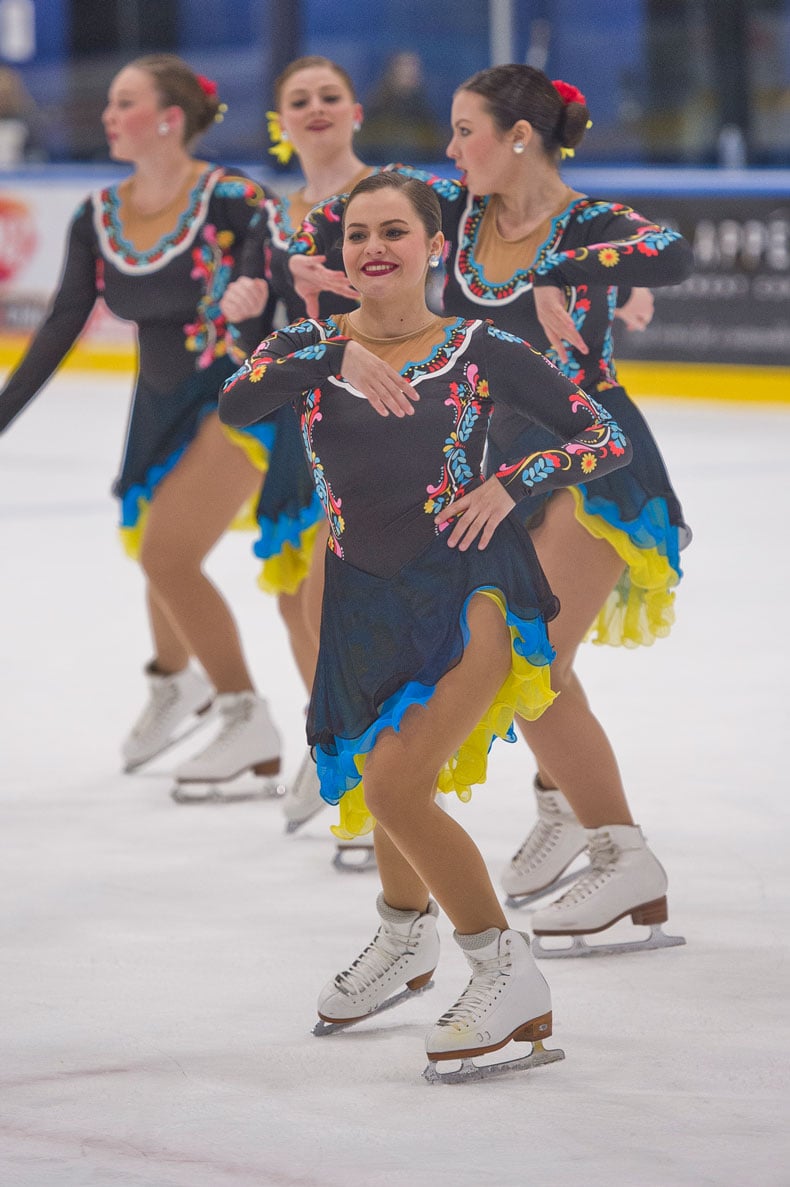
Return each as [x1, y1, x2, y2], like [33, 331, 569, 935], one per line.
[1, 0, 788, 167]
[1, 0, 789, 384]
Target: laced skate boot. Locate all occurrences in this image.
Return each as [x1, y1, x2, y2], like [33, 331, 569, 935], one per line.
[282, 750, 326, 833]
[423, 928, 564, 1084]
[531, 824, 686, 958]
[122, 664, 213, 772]
[502, 778, 588, 908]
[314, 894, 439, 1035]
[171, 692, 282, 802]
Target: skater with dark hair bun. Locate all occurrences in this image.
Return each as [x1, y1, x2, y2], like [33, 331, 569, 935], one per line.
[220, 171, 632, 1080]
[289, 64, 693, 956]
[0, 55, 285, 800]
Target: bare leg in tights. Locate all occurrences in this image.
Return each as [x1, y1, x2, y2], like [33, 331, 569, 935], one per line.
[276, 520, 328, 693]
[362, 595, 513, 933]
[138, 413, 261, 693]
[515, 490, 634, 828]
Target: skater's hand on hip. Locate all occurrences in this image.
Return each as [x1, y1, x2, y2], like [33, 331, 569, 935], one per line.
[533, 285, 588, 366]
[289, 255, 359, 319]
[614, 287, 655, 332]
[341, 340, 419, 417]
[435, 478, 515, 550]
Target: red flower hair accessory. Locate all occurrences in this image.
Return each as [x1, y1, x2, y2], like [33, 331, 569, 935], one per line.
[197, 74, 218, 99]
[552, 79, 587, 107]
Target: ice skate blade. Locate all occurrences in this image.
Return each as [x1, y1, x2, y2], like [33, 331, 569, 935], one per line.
[122, 705, 215, 773]
[504, 865, 590, 910]
[332, 844, 377, 873]
[171, 778, 286, 805]
[312, 979, 435, 1036]
[533, 923, 686, 959]
[423, 1040, 565, 1085]
[284, 802, 327, 834]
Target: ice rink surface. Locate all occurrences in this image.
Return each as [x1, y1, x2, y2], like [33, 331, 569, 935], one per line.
[1, 371, 788, 1187]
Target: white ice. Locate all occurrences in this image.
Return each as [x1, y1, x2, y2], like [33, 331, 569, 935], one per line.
[0, 370, 788, 1187]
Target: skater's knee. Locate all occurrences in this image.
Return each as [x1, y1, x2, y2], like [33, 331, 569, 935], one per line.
[139, 535, 202, 590]
[363, 759, 435, 827]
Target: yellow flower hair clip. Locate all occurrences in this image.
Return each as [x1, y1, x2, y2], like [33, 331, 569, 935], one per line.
[560, 119, 593, 159]
[266, 110, 295, 165]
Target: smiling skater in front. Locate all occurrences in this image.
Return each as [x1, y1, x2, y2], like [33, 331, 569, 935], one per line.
[219, 172, 632, 1082]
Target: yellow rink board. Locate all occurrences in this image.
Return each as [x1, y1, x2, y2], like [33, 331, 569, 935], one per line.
[1, 336, 788, 404]
[616, 361, 790, 404]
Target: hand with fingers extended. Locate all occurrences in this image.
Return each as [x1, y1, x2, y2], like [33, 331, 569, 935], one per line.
[614, 287, 655, 332]
[532, 284, 589, 366]
[290, 254, 359, 318]
[220, 276, 270, 323]
[434, 477, 516, 551]
[341, 340, 419, 417]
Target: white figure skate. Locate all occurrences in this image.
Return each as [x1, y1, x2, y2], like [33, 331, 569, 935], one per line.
[423, 928, 564, 1085]
[122, 664, 214, 772]
[313, 895, 439, 1035]
[502, 779, 588, 908]
[171, 692, 283, 803]
[530, 824, 686, 958]
[282, 750, 327, 832]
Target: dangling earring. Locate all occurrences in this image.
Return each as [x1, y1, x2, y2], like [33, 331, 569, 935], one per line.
[158, 122, 169, 136]
[279, 128, 289, 142]
[428, 254, 440, 269]
[353, 119, 361, 132]
[513, 141, 525, 155]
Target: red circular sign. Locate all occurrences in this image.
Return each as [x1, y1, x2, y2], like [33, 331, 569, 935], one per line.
[0, 195, 37, 283]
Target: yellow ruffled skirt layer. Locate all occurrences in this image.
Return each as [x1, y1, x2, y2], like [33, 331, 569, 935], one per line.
[257, 521, 323, 596]
[569, 487, 679, 649]
[118, 426, 270, 561]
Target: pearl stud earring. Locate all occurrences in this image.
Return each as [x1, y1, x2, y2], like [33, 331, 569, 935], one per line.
[513, 141, 525, 154]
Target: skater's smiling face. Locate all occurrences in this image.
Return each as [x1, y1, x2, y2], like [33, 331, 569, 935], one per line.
[276, 64, 362, 163]
[342, 180, 443, 300]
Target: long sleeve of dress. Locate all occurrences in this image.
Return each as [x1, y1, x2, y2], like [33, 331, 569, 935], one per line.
[221, 318, 631, 503]
[530, 201, 693, 290]
[0, 203, 98, 432]
[481, 323, 632, 500]
[219, 321, 349, 428]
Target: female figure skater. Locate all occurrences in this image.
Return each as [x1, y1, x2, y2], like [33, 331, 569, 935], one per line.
[221, 55, 369, 831]
[219, 172, 631, 1079]
[0, 55, 283, 797]
[289, 66, 694, 954]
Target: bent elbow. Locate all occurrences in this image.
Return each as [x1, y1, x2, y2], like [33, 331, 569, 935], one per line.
[666, 237, 695, 284]
[218, 383, 247, 429]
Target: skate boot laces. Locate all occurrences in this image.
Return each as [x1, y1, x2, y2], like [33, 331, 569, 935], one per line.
[435, 947, 512, 1030]
[129, 682, 179, 740]
[551, 829, 620, 908]
[200, 697, 255, 756]
[334, 928, 416, 997]
[510, 808, 565, 874]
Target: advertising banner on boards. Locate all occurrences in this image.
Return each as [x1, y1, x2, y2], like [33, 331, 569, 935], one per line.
[609, 193, 789, 368]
